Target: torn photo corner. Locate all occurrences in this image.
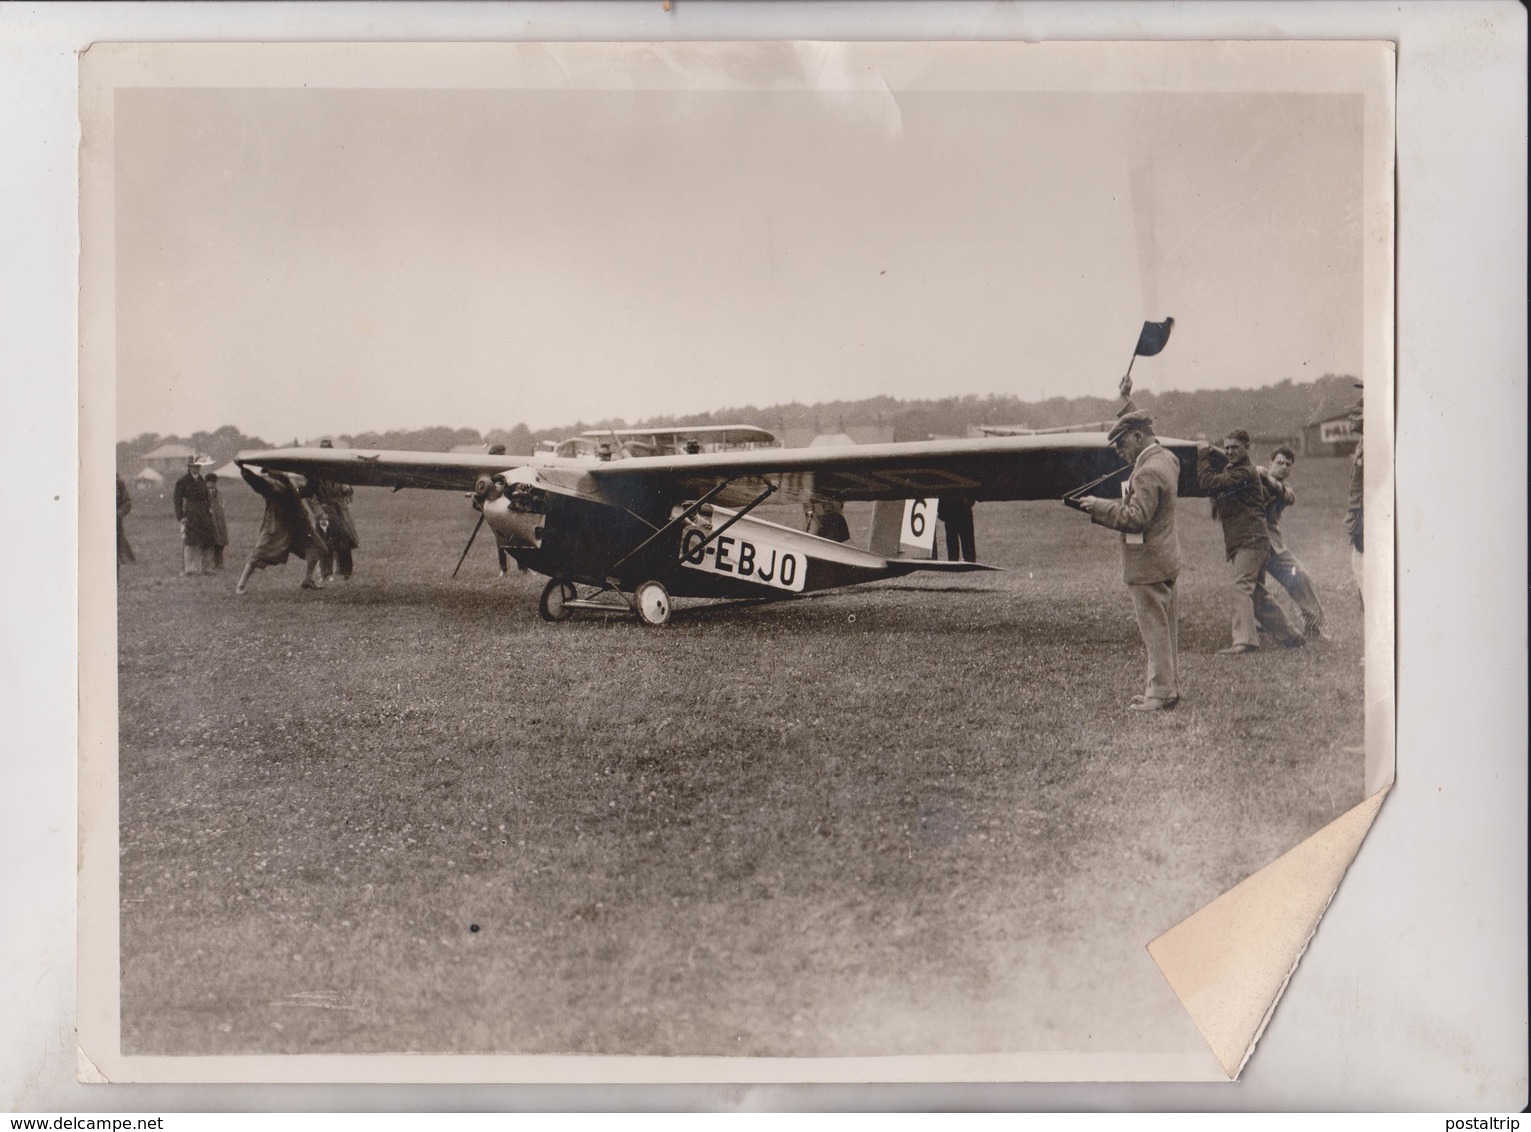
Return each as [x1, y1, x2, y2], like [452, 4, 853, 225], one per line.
[79, 38, 1395, 1084]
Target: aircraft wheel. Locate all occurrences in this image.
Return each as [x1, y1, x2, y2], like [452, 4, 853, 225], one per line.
[538, 577, 577, 622]
[633, 580, 672, 627]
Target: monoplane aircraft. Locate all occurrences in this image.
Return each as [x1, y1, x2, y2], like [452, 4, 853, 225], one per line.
[240, 422, 1203, 626]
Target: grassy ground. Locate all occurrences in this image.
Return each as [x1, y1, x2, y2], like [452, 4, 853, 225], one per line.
[117, 457, 1365, 1057]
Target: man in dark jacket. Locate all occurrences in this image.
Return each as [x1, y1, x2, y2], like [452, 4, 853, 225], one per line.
[1197, 430, 1303, 654]
[307, 440, 361, 581]
[937, 496, 977, 562]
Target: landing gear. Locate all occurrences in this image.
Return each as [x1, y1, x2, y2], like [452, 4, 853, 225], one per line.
[633, 579, 672, 627]
[538, 577, 577, 622]
[536, 575, 672, 626]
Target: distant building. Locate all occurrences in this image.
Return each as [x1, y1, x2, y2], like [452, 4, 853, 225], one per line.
[1302, 415, 1361, 458]
[808, 432, 856, 448]
[141, 442, 197, 478]
[781, 425, 894, 448]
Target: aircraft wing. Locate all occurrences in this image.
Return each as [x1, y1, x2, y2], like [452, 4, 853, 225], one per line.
[589, 433, 1206, 503]
[236, 447, 523, 492]
[239, 433, 1206, 504]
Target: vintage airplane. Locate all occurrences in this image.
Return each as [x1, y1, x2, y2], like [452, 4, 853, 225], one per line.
[239, 421, 1204, 626]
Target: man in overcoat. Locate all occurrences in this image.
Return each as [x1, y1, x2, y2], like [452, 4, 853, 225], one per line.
[233, 462, 327, 594]
[1073, 411, 1183, 712]
[172, 455, 217, 576]
[1197, 430, 1303, 654]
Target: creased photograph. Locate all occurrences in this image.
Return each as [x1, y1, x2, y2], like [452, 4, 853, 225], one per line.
[78, 39, 1396, 1083]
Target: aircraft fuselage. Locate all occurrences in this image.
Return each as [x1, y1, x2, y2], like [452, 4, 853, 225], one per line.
[479, 467, 940, 600]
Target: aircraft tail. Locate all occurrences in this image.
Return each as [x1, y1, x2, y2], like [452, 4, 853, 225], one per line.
[868, 499, 907, 558]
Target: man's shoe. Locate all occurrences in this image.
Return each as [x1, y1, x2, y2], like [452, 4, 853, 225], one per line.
[1217, 644, 1258, 656]
[1280, 635, 1307, 649]
[1128, 697, 1175, 712]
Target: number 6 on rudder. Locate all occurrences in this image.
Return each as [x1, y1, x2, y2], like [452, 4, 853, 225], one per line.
[901, 498, 938, 553]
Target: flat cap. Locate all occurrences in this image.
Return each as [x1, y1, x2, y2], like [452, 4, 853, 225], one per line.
[1107, 411, 1153, 443]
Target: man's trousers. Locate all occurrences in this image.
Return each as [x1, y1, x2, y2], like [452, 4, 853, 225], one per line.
[1266, 547, 1326, 633]
[1230, 545, 1301, 648]
[1129, 579, 1180, 701]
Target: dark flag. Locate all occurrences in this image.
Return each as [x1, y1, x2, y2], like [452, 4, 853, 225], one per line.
[1133, 317, 1175, 358]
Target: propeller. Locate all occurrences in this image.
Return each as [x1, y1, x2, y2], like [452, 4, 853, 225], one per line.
[452, 513, 486, 579]
[451, 474, 504, 579]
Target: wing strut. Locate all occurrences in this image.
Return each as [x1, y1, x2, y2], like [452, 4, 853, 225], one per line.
[656, 483, 777, 580]
[603, 477, 744, 579]
[1062, 463, 1132, 508]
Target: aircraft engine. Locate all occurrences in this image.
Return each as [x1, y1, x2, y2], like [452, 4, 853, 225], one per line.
[483, 467, 550, 549]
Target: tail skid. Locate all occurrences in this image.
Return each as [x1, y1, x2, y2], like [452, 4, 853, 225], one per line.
[892, 558, 1001, 574]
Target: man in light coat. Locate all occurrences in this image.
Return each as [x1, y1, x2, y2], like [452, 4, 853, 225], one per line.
[1073, 411, 1183, 712]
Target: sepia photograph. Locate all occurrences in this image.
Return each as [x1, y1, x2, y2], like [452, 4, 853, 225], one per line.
[78, 39, 1397, 1082]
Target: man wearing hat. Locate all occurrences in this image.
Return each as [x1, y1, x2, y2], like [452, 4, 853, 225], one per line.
[172, 454, 218, 576]
[1073, 411, 1183, 712]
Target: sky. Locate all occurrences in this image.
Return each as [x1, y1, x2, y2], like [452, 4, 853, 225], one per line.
[111, 45, 1374, 443]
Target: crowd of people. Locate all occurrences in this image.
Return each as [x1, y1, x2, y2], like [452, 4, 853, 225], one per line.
[1072, 392, 1364, 713]
[233, 438, 360, 595]
[116, 442, 361, 594]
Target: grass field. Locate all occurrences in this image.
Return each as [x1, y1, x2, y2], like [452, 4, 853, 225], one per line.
[116, 457, 1365, 1058]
